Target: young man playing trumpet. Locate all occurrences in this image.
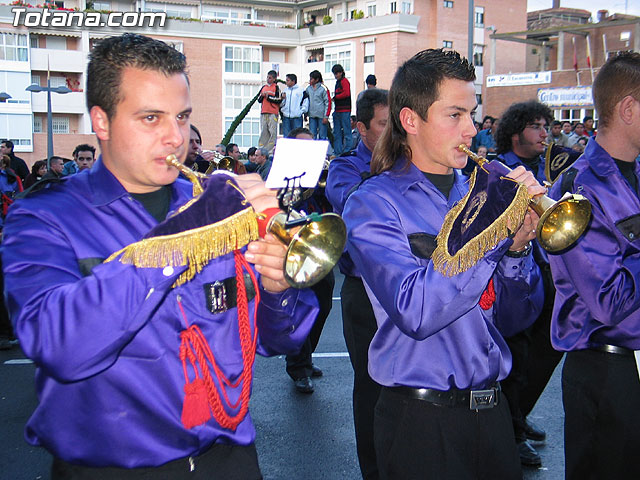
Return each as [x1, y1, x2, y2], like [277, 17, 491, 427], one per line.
[2, 33, 318, 479]
[343, 49, 545, 479]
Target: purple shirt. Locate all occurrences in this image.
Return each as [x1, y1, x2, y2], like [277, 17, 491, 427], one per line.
[1, 158, 319, 467]
[343, 158, 543, 391]
[549, 139, 640, 351]
[325, 140, 372, 277]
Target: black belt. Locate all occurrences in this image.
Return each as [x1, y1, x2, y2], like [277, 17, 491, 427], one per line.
[204, 273, 256, 314]
[387, 383, 501, 410]
[593, 344, 634, 356]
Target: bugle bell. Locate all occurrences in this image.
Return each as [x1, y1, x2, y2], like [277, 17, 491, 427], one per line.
[200, 150, 236, 174]
[259, 209, 346, 288]
[458, 145, 591, 252]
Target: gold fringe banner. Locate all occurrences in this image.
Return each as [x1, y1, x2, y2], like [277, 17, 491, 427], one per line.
[432, 168, 531, 277]
[104, 207, 259, 286]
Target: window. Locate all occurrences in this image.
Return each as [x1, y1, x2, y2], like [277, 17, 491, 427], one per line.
[30, 35, 39, 49]
[0, 113, 33, 150]
[52, 116, 69, 134]
[476, 94, 482, 105]
[473, 45, 483, 66]
[224, 116, 260, 148]
[225, 83, 262, 111]
[33, 115, 42, 133]
[45, 36, 67, 50]
[474, 6, 484, 27]
[224, 46, 261, 74]
[325, 46, 351, 74]
[390, 2, 397, 13]
[31, 74, 40, 86]
[0, 33, 28, 62]
[92, 1, 110, 10]
[444, 1, 454, 8]
[49, 76, 67, 88]
[336, 12, 343, 22]
[364, 42, 375, 63]
[443, 40, 453, 49]
[145, 2, 192, 18]
[401, 2, 411, 14]
[367, 2, 376, 17]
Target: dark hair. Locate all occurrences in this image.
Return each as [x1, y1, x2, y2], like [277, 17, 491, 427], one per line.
[286, 73, 297, 84]
[356, 88, 389, 129]
[247, 146, 257, 156]
[331, 64, 345, 75]
[190, 124, 202, 144]
[286, 127, 313, 139]
[562, 121, 572, 127]
[582, 115, 593, 123]
[551, 120, 562, 127]
[495, 100, 553, 154]
[1, 140, 14, 152]
[267, 70, 277, 78]
[225, 143, 238, 155]
[86, 34, 187, 119]
[481, 115, 495, 126]
[309, 70, 323, 83]
[593, 51, 640, 129]
[73, 144, 96, 158]
[365, 74, 377, 86]
[31, 159, 47, 175]
[372, 49, 475, 175]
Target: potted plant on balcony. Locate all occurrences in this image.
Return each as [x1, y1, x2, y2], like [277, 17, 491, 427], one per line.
[322, 15, 332, 25]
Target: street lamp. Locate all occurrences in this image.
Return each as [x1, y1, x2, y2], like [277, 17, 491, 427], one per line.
[26, 81, 71, 162]
[0, 92, 11, 102]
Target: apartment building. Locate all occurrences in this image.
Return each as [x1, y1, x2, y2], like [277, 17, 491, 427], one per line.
[484, 6, 640, 123]
[0, 0, 527, 165]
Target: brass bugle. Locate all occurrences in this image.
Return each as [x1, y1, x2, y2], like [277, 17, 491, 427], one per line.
[165, 154, 346, 288]
[458, 145, 591, 252]
[200, 150, 236, 174]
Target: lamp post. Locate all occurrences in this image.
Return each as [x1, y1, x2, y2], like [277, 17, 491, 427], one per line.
[26, 81, 71, 162]
[0, 92, 11, 102]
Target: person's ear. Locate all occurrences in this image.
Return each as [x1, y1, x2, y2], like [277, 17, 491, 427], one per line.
[90, 106, 111, 142]
[399, 107, 419, 135]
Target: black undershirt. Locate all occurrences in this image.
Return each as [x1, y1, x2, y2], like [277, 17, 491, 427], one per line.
[614, 158, 638, 194]
[518, 155, 541, 178]
[131, 185, 172, 223]
[422, 171, 455, 198]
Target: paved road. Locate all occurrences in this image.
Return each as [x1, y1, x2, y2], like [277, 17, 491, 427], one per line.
[0, 272, 565, 479]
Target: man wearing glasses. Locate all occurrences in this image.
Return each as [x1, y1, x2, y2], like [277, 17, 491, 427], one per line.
[494, 100, 564, 468]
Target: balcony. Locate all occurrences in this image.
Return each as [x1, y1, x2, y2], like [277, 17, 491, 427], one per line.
[30, 48, 87, 74]
[30, 91, 86, 114]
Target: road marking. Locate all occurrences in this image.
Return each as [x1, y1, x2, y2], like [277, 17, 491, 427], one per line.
[4, 359, 34, 365]
[312, 352, 349, 358]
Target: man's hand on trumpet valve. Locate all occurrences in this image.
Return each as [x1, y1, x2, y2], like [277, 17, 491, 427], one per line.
[200, 150, 217, 163]
[505, 166, 545, 252]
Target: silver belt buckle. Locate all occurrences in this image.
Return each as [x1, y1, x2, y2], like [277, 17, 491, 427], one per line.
[470, 388, 496, 410]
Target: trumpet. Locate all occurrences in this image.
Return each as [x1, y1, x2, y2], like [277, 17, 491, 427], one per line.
[458, 145, 591, 252]
[165, 154, 346, 288]
[200, 150, 236, 174]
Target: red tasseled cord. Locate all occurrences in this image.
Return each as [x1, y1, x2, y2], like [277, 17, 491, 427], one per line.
[478, 278, 496, 311]
[179, 250, 261, 431]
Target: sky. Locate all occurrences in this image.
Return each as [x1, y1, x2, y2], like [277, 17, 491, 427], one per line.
[527, 0, 640, 20]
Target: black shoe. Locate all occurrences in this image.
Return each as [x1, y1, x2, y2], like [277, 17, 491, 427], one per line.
[517, 440, 542, 467]
[524, 419, 546, 442]
[294, 377, 314, 394]
[0, 337, 18, 351]
[311, 364, 323, 377]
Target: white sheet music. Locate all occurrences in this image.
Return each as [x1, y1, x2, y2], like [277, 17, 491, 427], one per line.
[265, 138, 329, 189]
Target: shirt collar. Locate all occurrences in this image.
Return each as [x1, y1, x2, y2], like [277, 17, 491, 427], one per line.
[89, 155, 191, 208]
[388, 156, 465, 196]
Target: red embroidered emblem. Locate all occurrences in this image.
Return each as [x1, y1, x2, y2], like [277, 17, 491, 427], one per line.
[479, 278, 496, 310]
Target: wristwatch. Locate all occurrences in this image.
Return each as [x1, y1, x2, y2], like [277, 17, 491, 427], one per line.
[505, 241, 532, 258]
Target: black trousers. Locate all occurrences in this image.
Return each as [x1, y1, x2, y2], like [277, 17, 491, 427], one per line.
[51, 443, 262, 480]
[563, 349, 640, 480]
[501, 264, 563, 439]
[0, 259, 15, 339]
[285, 270, 335, 379]
[341, 275, 381, 480]
[374, 388, 522, 480]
